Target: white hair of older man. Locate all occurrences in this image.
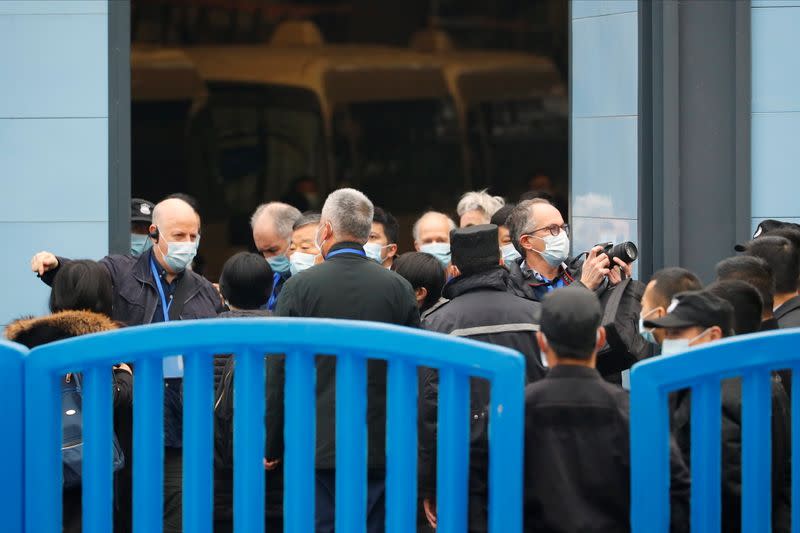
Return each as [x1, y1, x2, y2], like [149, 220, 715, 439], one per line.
[321, 188, 374, 242]
[250, 202, 302, 239]
[456, 189, 505, 218]
[412, 211, 457, 242]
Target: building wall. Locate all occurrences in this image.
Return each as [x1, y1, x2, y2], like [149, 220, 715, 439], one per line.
[0, 0, 109, 326]
[751, 0, 800, 232]
[570, 0, 639, 264]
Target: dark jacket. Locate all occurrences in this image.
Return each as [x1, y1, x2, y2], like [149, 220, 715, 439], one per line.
[525, 365, 690, 533]
[214, 309, 271, 393]
[42, 251, 224, 326]
[506, 256, 595, 302]
[419, 267, 543, 531]
[6, 311, 134, 533]
[775, 294, 800, 329]
[268, 241, 420, 470]
[671, 377, 791, 533]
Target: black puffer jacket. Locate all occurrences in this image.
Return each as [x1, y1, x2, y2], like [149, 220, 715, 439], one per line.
[419, 267, 542, 533]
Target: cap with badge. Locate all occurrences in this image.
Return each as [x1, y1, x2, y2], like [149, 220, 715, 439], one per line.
[735, 219, 800, 251]
[644, 290, 734, 335]
[131, 198, 155, 223]
[540, 286, 603, 358]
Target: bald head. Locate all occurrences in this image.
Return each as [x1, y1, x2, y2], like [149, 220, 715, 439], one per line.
[413, 211, 456, 249]
[149, 197, 201, 274]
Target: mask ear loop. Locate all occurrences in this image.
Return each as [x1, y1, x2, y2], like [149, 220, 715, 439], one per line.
[688, 327, 714, 347]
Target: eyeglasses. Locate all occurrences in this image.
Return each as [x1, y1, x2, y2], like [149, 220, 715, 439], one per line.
[528, 223, 570, 237]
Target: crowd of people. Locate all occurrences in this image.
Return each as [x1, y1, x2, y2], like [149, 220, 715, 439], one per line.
[11, 185, 800, 532]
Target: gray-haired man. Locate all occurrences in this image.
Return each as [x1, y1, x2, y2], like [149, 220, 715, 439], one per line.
[251, 202, 302, 310]
[268, 188, 420, 533]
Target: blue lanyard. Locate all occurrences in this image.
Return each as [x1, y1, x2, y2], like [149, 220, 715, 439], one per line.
[326, 248, 366, 259]
[150, 258, 172, 322]
[267, 272, 282, 311]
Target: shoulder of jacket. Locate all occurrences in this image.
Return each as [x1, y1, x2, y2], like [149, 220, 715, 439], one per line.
[421, 297, 450, 320]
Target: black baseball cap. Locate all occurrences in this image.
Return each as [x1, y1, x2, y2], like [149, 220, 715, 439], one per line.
[540, 286, 603, 357]
[131, 198, 155, 223]
[735, 219, 800, 251]
[644, 290, 734, 334]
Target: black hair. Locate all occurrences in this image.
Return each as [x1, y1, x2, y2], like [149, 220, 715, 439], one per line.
[743, 236, 800, 294]
[649, 267, 703, 308]
[392, 252, 446, 313]
[490, 204, 515, 227]
[49, 260, 113, 318]
[372, 206, 399, 245]
[219, 252, 273, 310]
[715, 255, 775, 312]
[706, 280, 763, 335]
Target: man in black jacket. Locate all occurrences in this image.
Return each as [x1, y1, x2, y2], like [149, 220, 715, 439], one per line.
[645, 290, 791, 532]
[739, 235, 800, 329]
[270, 188, 419, 533]
[526, 286, 690, 533]
[30, 195, 223, 533]
[420, 224, 543, 533]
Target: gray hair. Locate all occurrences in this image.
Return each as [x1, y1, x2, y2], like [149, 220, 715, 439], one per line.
[321, 188, 373, 243]
[507, 199, 551, 256]
[293, 212, 321, 231]
[456, 189, 505, 219]
[250, 202, 302, 239]
[412, 211, 457, 242]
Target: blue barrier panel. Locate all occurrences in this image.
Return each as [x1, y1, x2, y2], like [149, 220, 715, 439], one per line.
[22, 318, 525, 533]
[0, 340, 27, 533]
[630, 328, 800, 533]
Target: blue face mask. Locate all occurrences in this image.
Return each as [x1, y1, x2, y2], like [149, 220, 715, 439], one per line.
[500, 243, 521, 265]
[131, 234, 152, 256]
[364, 242, 388, 264]
[420, 242, 451, 268]
[267, 254, 291, 275]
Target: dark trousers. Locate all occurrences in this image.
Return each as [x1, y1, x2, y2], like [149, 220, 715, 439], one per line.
[164, 448, 183, 533]
[315, 469, 385, 533]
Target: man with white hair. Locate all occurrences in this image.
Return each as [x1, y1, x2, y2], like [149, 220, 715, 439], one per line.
[457, 189, 505, 228]
[250, 202, 302, 309]
[268, 188, 419, 533]
[413, 211, 457, 268]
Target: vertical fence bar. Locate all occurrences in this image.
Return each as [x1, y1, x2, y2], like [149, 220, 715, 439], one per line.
[284, 351, 316, 533]
[183, 352, 214, 533]
[0, 341, 26, 533]
[630, 378, 671, 533]
[437, 367, 470, 533]
[134, 357, 165, 533]
[487, 368, 524, 533]
[25, 367, 62, 532]
[336, 354, 368, 533]
[690, 380, 722, 532]
[742, 369, 772, 530]
[793, 367, 800, 533]
[233, 349, 265, 533]
[83, 366, 114, 533]
[386, 359, 418, 533]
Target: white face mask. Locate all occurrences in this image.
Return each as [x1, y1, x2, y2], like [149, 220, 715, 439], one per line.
[315, 224, 329, 257]
[155, 229, 198, 273]
[420, 242, 451, 268]
[532, 231, 570, 267]
[289, 252, 318, 275]
[500, 243, 522, 265]
[661, 328, 712, 356]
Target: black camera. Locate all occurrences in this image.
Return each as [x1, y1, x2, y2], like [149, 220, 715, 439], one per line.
[596, 241, 638, 264]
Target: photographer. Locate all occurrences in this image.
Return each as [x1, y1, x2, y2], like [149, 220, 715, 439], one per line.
[505, 199, 633, 301]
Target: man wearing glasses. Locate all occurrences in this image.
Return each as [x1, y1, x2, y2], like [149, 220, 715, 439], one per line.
[505, 199, 631, 301]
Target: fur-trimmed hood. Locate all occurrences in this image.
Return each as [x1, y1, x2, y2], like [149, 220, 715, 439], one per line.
[5, 310, 118, 349]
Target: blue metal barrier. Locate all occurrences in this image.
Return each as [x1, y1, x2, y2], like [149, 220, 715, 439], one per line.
[22, 318, 526, 533]
[0, 340, 27, 533]
[630, 328, 800, 533]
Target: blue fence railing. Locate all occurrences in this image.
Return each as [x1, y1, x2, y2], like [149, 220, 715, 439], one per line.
[0, 340, 26, 533]
[14, 318, 526, 533]
[630, 328, 800, 533]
